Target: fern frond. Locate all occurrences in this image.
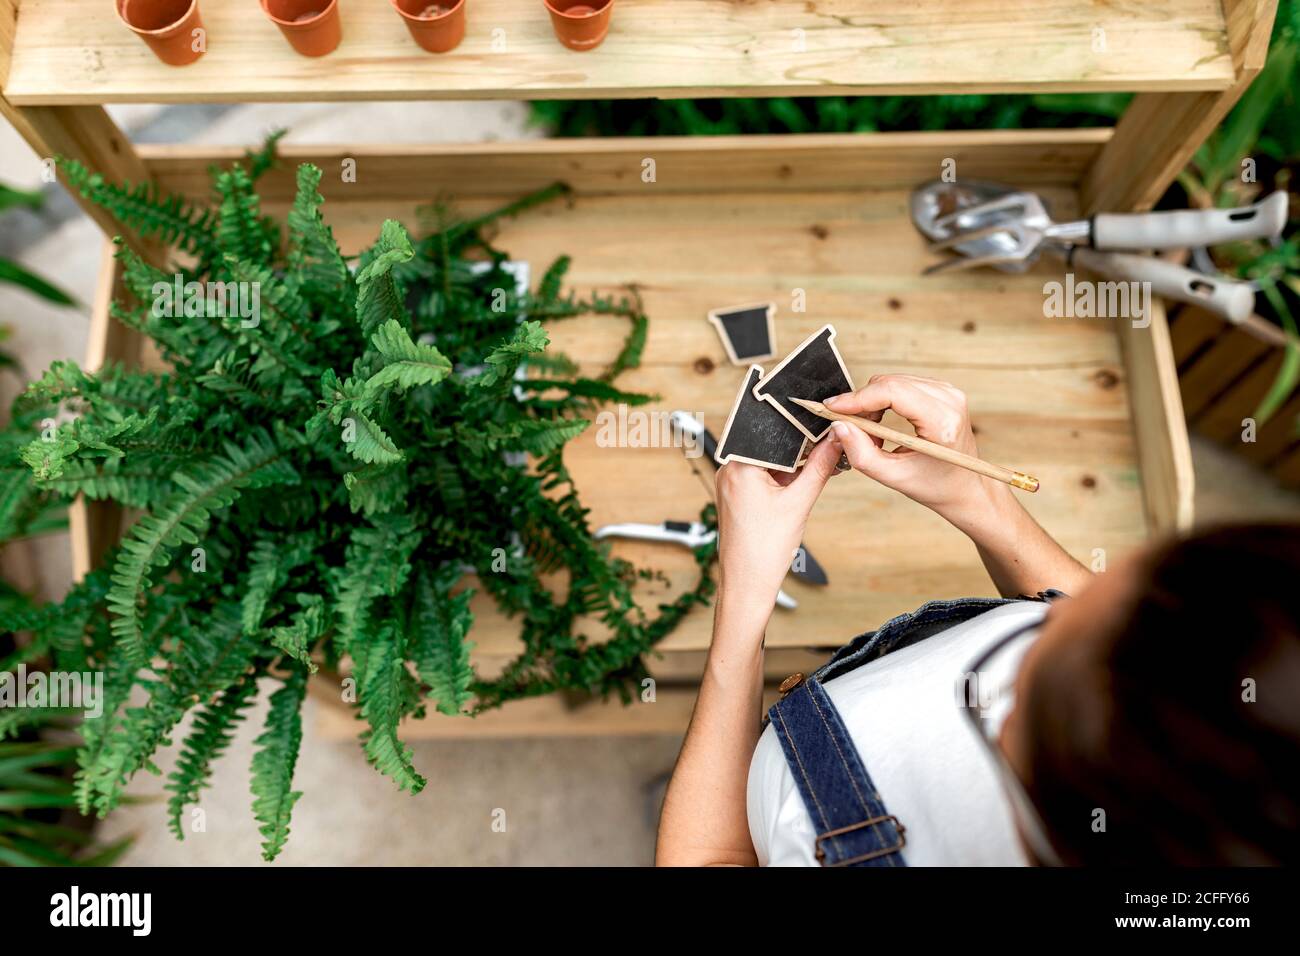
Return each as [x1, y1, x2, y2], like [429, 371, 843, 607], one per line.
[250, 668, 307, 862]
[286, 164, 351, 301]
[214, 165, 277, 267]
[355, 220, 415, 336]
[331, 514, 422, 658]
[342, 462, 408, 516]
[60, 158, 218, 263]
[467, 321, 549, 390]
[410, 567, 475, 716]
[268, 594, 326, 674]
[461, 417, 590, 457]
[240, 533, 315, 634]
[355, 622, 425, 794]
[364, 319, 451, 395]
[106, 430, 298, 666]
[166, 671, 259, 839]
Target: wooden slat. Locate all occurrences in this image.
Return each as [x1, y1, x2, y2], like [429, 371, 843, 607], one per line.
[14, 104, 166, 263]
[69, 240, 135, 582]
[138, 130, 1110, 203]
[311, 678, 713, 739]
[1240, 389, 1300, 467]
[1079, 0, 1277, 214]
[1179, 326, 1274, 420]
[1272, 444, 1300, 488]
[5, 0, 1235, 106]
[1170, 305, 1230, 367]
[1115, 301, 1195, 534]
[1194, 347, 1286, 443]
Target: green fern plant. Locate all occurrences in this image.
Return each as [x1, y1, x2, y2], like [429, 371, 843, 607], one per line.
[3, 141, 714, 861]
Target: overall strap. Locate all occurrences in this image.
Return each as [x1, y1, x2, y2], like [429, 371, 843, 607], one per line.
[768, 676, 907, 867]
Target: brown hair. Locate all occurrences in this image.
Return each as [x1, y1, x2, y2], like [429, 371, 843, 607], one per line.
[1021, 523, 1300, 865]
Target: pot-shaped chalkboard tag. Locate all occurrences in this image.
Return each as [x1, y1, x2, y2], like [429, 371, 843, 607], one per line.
[708, 302, 777, 365]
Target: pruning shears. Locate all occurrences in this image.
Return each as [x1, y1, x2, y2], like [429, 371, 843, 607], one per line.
[594, 520, 798, 610]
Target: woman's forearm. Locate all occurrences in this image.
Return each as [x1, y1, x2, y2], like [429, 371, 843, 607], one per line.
[655, 590, 769, 866]
[948, 481, 1092, 598]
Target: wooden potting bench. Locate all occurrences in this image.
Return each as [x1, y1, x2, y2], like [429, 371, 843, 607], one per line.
[0, 0, 1280, 736]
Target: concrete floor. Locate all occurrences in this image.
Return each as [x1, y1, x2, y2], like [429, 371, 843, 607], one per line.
[1, 104, 1297, 865]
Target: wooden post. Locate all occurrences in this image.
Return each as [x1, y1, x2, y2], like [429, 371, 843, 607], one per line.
[1, 0, 163, 263]
[1080, 0, 1279, 214]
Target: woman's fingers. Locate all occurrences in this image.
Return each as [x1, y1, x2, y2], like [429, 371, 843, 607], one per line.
[825, 374, 968, 448]
[785, 431, 844, 510]
[831, 419, 896, 480]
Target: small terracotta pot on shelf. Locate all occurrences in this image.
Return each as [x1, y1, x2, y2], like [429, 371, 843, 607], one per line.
[261, 0, 343, 57]
[392, 0, 467, 54]
[543, 0, 612, 52]
[116, 0, 205, 66]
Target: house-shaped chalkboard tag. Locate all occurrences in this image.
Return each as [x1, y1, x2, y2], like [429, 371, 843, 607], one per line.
[715, 365, 808, 473]
[753, 324, 854, 442]
[708, 302, 777, 365]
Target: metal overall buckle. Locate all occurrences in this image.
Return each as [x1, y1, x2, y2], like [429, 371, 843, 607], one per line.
[814, 815, 907, 867]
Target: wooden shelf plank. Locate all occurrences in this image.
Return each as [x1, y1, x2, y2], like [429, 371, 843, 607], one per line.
[5, 0, 1234, 105]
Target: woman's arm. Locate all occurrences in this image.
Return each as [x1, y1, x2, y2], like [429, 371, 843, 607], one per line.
[825, 375, 1092, 598]
[655, 437, 845, 866]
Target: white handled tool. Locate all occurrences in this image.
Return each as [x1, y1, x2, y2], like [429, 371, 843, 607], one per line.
[1091, 192, 1288, 250]
[594, 520, 798, 610]
[1057, 247, 1258, 324]
[925, 190, 1287, 273]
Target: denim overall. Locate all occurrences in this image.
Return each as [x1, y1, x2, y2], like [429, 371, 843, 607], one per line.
[765, 591, 1063, 867]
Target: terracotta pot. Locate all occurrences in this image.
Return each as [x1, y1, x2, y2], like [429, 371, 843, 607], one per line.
[392, 0, 466, 54]
[261, 0, 342, 57]
[543, 0, 612, 52]
[116, 0, 205, 66]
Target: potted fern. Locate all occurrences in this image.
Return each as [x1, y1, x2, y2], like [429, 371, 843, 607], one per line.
[3, 147, 714, 860]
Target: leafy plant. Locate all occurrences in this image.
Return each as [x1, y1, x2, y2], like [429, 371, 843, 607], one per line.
[1175, 0, 1299, 426]
[531, 93, 1126, 139]
[1, 141, 715, 861]
[0, 182, 75, 308]
[1, 380, 126, 868]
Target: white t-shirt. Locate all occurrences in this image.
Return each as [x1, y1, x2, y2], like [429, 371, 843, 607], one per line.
[747, 600, 1047, 866]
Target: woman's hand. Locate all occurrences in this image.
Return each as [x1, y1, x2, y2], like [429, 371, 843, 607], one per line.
[660, 430, 845, 867]
[824, 374, 1014, 530]
[714, 434, 846, 620]
[826, 372, 1090, 597]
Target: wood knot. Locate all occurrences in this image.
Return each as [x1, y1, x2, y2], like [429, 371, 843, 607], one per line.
[887, 297, 902, 311]
[1093, 369, 1121, 389]
[809, 224, 829, 240]
[1081, 475, 1097, 489]
[961, 320, 976, 333]
[693, 356, 715, 375]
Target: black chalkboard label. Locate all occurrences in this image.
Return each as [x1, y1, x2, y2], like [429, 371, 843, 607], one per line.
[714, 365, 808, 473]
[708, 302, 776, 365]
[753, 325, 854, 441]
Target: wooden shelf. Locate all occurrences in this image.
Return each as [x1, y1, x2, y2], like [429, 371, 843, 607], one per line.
[4, 0, 1235, 105]
[73, 132, 1191, 664]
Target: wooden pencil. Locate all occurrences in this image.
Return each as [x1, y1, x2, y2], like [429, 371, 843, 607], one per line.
[790, 397, 1040, 493]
